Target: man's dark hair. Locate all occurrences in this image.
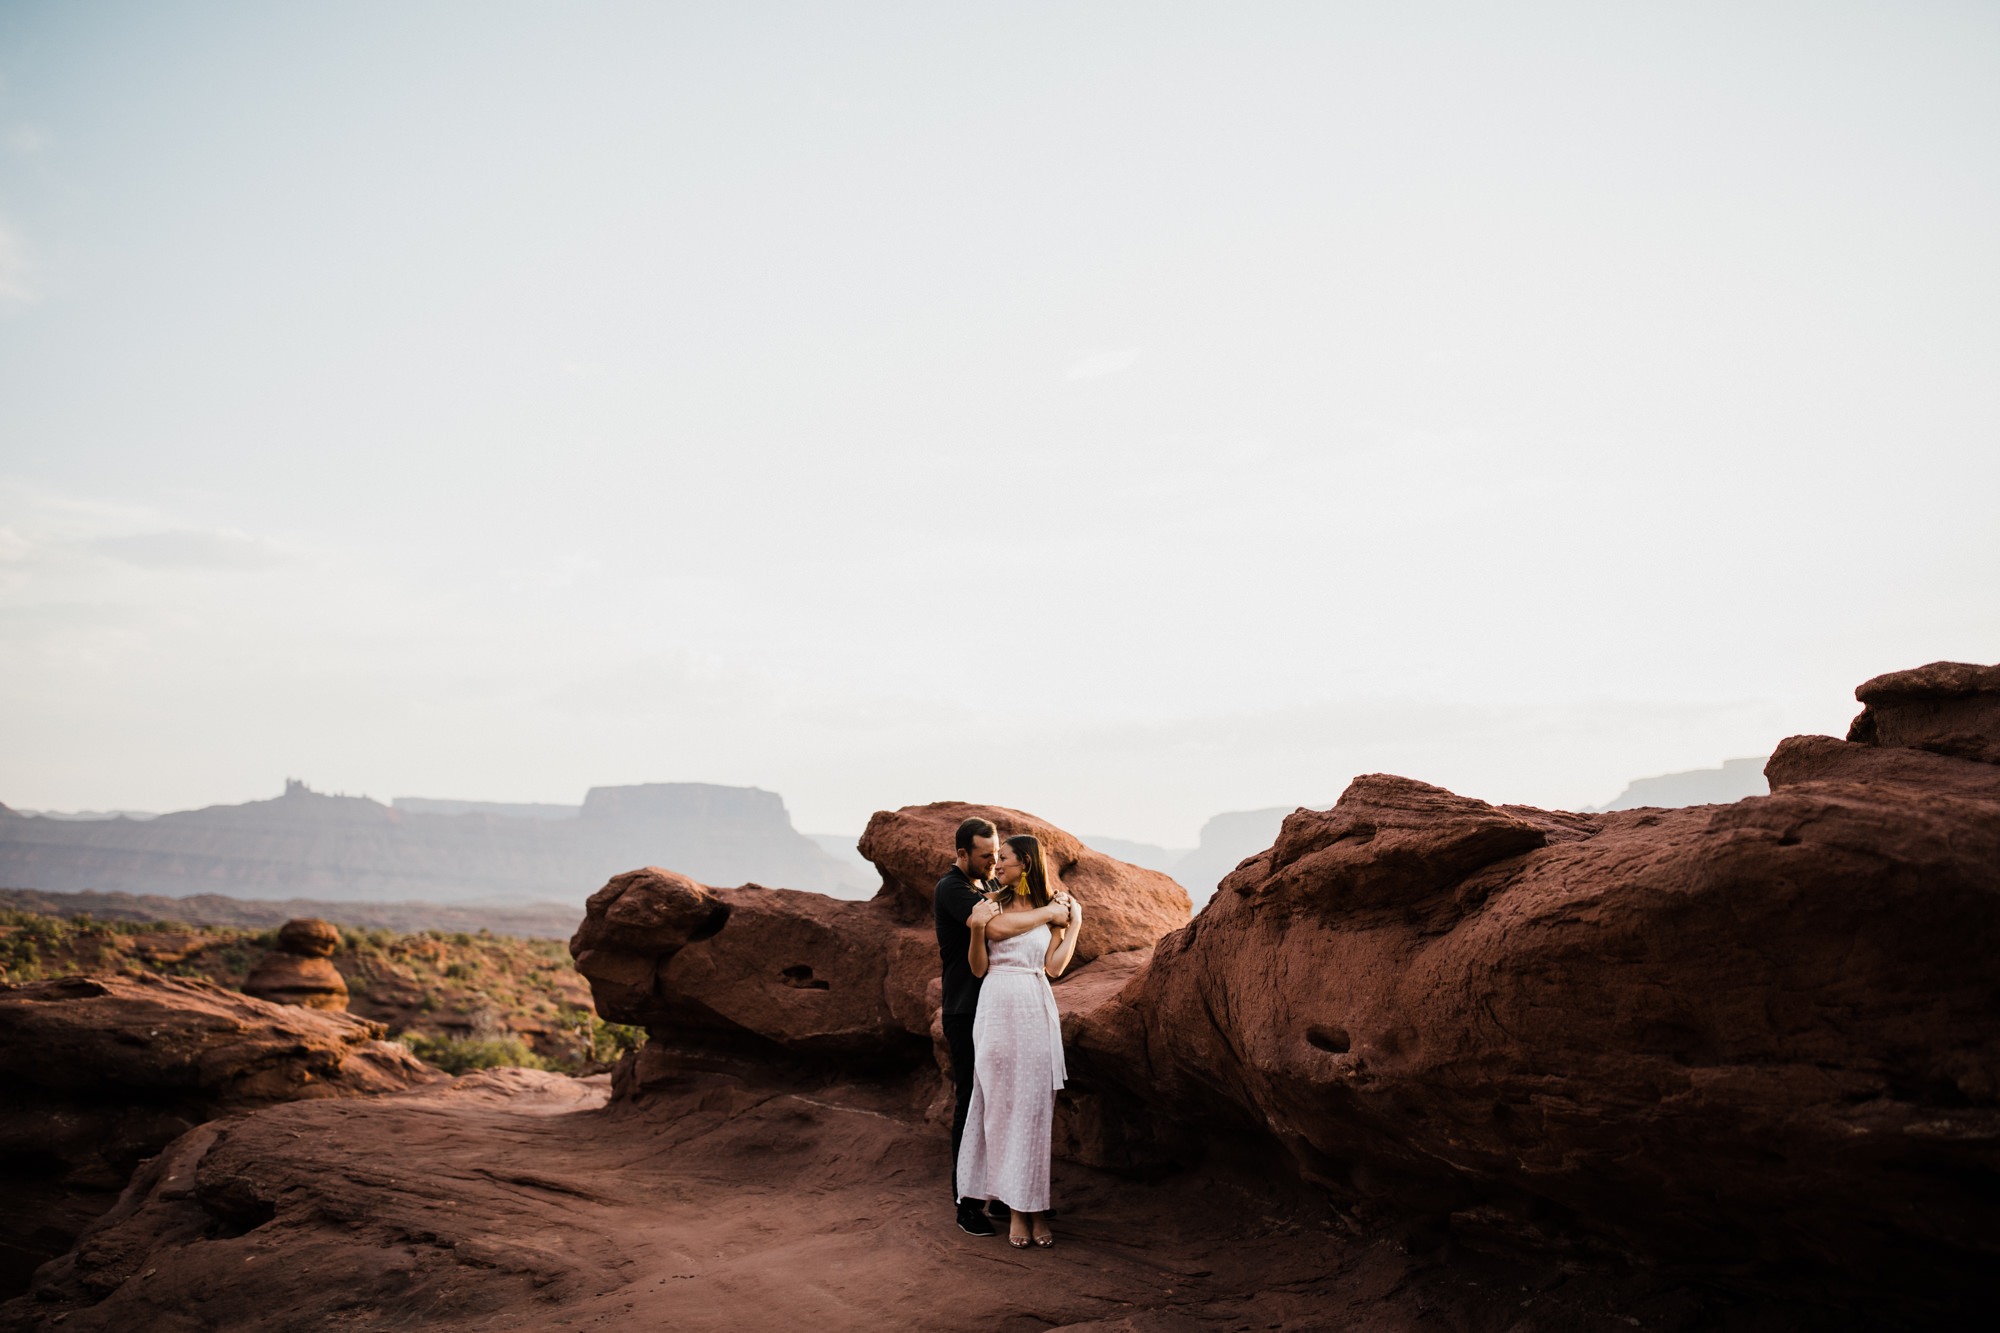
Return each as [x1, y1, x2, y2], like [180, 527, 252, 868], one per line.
[955, 817, 998, 853]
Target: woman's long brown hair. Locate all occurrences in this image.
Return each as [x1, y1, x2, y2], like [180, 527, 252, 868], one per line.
[998, 834, 1052, 909]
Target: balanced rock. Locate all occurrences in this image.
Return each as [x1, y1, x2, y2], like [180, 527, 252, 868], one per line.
[276, 916, 340, 956]
[241, 917, 349, 1010]
[857, 800, 1192, 961]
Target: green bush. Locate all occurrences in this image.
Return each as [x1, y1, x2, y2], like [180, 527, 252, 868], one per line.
[558, 1003, 645, 1063]
[398, 1033, 550, 1075]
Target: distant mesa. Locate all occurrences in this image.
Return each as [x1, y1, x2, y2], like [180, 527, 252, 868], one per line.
[1078, 834, 1192, 876]
[1591, 756, 1771, 811]
[0, 779, 871, 906]
[1165, 806, 1311, 901]
[389, 797, 581, 821]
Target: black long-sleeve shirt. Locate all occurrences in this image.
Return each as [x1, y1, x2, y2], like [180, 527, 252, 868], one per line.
[933, 865, 989, 1016]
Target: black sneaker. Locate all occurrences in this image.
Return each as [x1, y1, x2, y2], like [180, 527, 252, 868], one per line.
[956, 1201, 996, 1237]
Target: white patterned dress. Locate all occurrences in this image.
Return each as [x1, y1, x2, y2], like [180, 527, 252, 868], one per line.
[954, 921, 1068, 1212]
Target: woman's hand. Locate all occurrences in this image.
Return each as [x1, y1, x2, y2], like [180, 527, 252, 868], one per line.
[1044, 892, 1083, 977]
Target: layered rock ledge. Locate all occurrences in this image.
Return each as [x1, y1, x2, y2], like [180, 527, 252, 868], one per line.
[0, 973, 439, 1293]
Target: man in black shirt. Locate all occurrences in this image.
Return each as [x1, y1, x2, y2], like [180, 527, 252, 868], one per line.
[936, 816, 998, 1236]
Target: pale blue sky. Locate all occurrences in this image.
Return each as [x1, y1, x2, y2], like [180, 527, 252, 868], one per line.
[2, 2, 1996, 843]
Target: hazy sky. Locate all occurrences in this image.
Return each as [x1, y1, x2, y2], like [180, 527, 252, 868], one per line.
[2, 2, 1995, 846]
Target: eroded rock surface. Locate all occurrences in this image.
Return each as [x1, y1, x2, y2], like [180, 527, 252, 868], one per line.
[0, 973, 439, 1294]
[572, 869, 933, 1081]
[1059, 736, 2000, 1308]
[1847, 658, 2000, 764]
[3, 1059, 1771, 1333]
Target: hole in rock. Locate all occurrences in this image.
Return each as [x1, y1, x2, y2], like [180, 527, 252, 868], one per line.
[780, 965, 830, 991]
[689, 902, 731, 943]
[1777, 833, 1802, 847]
[1306, 1025, 1351, 1055]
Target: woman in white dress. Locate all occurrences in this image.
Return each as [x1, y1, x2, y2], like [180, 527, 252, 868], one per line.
[956, 834, 1083, 1249]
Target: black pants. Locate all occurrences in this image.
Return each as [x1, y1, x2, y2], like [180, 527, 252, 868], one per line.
[944, 1011, 976, 1203]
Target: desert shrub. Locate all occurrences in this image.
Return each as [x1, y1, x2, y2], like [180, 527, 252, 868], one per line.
[444, 961, 472, 980]
[558, 1003, 645, 1063]
[450, 931, 473, 947]
[398, 1033, 549, 1075]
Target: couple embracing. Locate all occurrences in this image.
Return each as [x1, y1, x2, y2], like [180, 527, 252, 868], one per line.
[934, 817, 1084, 1250]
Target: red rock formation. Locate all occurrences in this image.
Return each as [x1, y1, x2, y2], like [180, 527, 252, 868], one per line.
[3, 1063, 1518, 1333]
[570, 868, 928, 1064]
[0, 1036, 1830, 1332]
[574, 805, 1192, 1100]
[1060, 742, 2000, 1304]
[0, 973, 440, 1295]
[9, 666, 1996, 1327]
[858, 800, 1192, 961]
[1846, 658, 2000, 764]
[240, 916, 350, 1010]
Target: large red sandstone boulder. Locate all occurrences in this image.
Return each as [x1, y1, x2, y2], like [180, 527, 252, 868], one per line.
[567, 867, 733, 1025]
[0, 973, 441, 1296]
[856, 800, 1191, 961]
[569, 871, 936, 1096]
[1847, 658, 2000, 764]
[1062, 744, 2000, 1304]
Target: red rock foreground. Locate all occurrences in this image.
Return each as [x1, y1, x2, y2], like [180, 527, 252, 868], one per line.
[0, 974, 438, 1295]
[3, 663, 1995, 1330]
[0, 1062, 1824, 1333]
